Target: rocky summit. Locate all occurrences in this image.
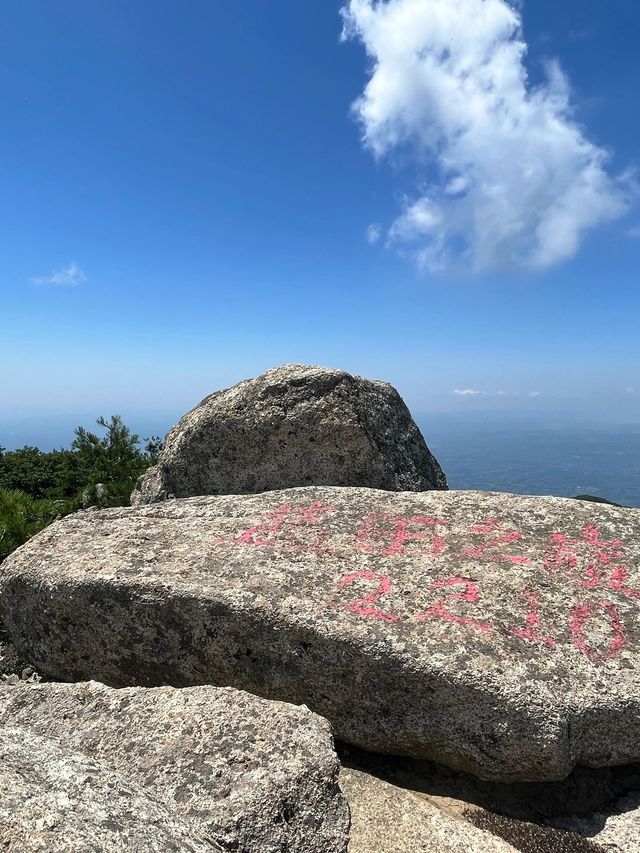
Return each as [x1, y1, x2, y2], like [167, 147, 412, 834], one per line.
[3, 486, 639, 783]
[0, 680, 349, 853]
[131, 364, 446, 503]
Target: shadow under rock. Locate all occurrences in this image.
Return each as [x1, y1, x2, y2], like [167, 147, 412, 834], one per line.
[0, 623, 38, 682]
[338, 741, 640, 852]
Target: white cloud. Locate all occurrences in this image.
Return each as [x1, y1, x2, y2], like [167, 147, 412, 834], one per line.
[31, 262, 87, 287]
[367, 223, 382, 243]
[454, 388, 542, 398]
[569, 27, 595, 43]
[341, 0, 632, 272]
[627, 225, 640, 238]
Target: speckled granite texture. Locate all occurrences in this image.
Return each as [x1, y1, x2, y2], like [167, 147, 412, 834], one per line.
[0, 680, 349, 852]
[131, 363, 446, 503]
[2, 487, 639, 781]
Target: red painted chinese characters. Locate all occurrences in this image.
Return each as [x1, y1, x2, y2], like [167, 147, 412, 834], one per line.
[232, 501, 638, 663]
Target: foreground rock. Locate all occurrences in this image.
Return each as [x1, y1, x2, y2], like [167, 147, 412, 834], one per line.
[343, 765, 614, 853]
[2, 487, 640, 781]
[132, 363, 446, 503]
[342, 764, 614, 853]
[0, 680, 349, 852]
[552, 793, 640, 853]
[0, 727, 216, 852]
[340, 744, 635, 853]
[341, 767, 518, 853]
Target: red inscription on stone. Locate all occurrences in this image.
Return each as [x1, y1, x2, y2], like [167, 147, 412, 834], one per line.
[460, 518, 531, 565]
[237, 501, 335, 553]
[508, 589, 556, 649]
[609, 566, 640, 599]
[570, 601, 626, 662]
[545, 523, 640, 600]
[416, 576, 493, 633]
[356, 513, 446, 558]
[338, 571, 400, 623]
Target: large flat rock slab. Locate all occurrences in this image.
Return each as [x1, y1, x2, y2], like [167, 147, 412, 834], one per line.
[0, 680, 348, 852]
[2, 486, 640, 781]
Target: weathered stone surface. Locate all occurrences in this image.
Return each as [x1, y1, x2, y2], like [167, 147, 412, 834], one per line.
[339, 743, 632, 853]
[132, 363, 446, 503]
[0, 680, 349, 853]
[1, 620, 39, 683]
[466, 810, 610, 853]
[0, 726, 216, 852]
[552, 793, 640, 853]
[340, 767, 518, 853]
[2, 486, 640, 781]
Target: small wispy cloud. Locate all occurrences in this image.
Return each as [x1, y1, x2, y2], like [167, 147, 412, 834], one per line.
[454, 388, 543, 398]
[626, 386, 637, 395]
[627, 225, 640, 238]
[569, 27, 595, 43]
[367, 223, 382, 244]
[341, 0, 633, 273]
[31, 262, 87, 287]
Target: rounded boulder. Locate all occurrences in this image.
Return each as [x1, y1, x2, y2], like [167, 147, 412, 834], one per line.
[132, 364, 446, 504]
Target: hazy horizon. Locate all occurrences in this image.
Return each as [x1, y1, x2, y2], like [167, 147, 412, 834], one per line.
[3, 402, 638, 508]
[3, 393, 640, 454]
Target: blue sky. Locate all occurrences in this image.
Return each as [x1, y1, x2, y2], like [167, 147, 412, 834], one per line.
[1, 0, 639, 449]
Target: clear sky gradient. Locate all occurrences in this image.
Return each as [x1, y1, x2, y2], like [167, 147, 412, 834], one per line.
[1, 0, 639, 448]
